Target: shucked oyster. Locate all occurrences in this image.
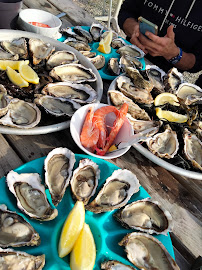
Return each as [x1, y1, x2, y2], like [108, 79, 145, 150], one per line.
[73, 26, 93, 43]
[70, 159, 100, 205]
[119, 232, 180, 270]
[114, 198, 172, 235]
[117, 45, 144, 59]
[176, 82, 202, 105]
[0, 248, 45, 270]
[44, 147, 76, 206]
[0, 46, 19, 60]
[86, 169, 140, 213]
[87, 54, 105, 70]
[101, 260, 136, 269]
[90, 23, 104, 41]
[1, 38, 28, 59]
[46, 50, 78, 70]
[164, 67, 184, 93]
[0, 204, 40, 247]
[7, 171, 58, 221]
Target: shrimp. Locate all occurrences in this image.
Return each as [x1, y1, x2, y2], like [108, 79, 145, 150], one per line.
[80, 106, 99, 149]
[96, 103, 129, 156]
[92, 105, 120, 149]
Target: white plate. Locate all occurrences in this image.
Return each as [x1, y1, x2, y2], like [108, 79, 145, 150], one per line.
[0, 29, 103, 135]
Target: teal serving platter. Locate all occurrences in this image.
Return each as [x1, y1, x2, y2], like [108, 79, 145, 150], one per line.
[0, 154, 175, 269]
[58, 26, 146, 81]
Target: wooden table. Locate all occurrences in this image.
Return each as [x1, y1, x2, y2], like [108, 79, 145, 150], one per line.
[0, 0, 201, 269]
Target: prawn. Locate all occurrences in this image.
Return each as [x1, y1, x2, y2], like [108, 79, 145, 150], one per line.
[80, 106, 99, 149]
[92, 105, 120, 149]
[96, 103, 129, 156]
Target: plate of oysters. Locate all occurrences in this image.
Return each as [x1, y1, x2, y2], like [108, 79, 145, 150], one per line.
[59, 24, 146, 80]
[0, 147, 180, 269]
[0, 29, 103, 135]
[108, 65, 202, 180]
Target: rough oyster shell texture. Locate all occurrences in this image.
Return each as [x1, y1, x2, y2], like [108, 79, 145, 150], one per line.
[101, 260, 136, 269]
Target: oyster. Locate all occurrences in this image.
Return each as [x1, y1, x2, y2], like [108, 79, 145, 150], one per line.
[61, 27, 88, 43]
[50, 63, 97, 83]
[120, 55, 143, 71]
[127, 117, 161, 135]
[108, 58, 120, 76]
[101, 260, 136, 269]
[70, 158, 100, 205]
[46, 50, 78, 70]
[1, 38, 28, 59]
[88, 54, 105, 70]
[6, 171, 58, 221]
[44, 147, 76, 206]
[108, 90, 150, 120]
[146, 65, 165, 94]
[183, 128, 202, 171]
[90, 23, 104, 41]
[41, 82, 97, 103]
[34, 95, 81, 117]
[73, 26, 93, 43]
[119, 232, 180, 270]
[86, 169, 140, 213]
[114, 198, 172, 235]
[80, 51, 96, 58]
[101, 30, 118, 41]
[111, 38, 127, 49]
[64, 39, 91, 51]
[117, 45, 144, 59]
[176, 82, 202, 105]
[0, 204, 40, 247]
[146, 125, 179, 159]
[0, 248, 45, 270]
[164, 67, 184, 93]
[0, 85, 12, 117]
[0, 46, 19, 60]
[29, 38, 55, 65]
[0, 98, 41, 129]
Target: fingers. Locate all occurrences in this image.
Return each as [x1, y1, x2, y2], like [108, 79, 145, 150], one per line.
[130, 33, 148, 53]
[166, 25, 175, 39]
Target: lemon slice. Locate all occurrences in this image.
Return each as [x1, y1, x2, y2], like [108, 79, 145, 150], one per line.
[154, 93, 180, 106]
[156, 107, 188, 123]
[6, 66, 29, 88]
[58, 201, 85, 258]
[98, 30, 113, 54]
[19, 64, 39, 84]
[0, 60, 29, 71]
[108, 144, 117, 152]
[70, 223, 96, 270]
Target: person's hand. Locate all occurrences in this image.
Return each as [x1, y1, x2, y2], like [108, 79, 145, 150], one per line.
[129, 22, 148, 53]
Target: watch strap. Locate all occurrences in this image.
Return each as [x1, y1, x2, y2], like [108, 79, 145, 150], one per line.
[168, 47, 183, 64]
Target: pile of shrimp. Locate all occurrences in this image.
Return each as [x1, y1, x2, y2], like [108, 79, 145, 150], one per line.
[80, 103, 128, 156]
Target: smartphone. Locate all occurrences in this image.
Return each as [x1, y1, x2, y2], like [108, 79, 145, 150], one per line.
[138, 16, 158, 36]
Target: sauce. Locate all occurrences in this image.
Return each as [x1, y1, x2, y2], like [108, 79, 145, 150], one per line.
[29, 22, 51, 28]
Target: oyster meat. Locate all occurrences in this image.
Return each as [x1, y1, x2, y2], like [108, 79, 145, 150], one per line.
[176, 82, 202, 105]
[90, 23, 104, 41]
[7, 171, 58, 221]
[0, 248, 45, 270]
[44, 147, 76, 206]
[127, 117, 161, 135]
[108, 58, 120, 76]
[119, 232, 180, 270]
[114, 198, 172, 235]
[0, 85, 12, 117]
[88, 54, 105, 70]
[70, 158, 100, 204]
[101, 260, 136, 269]
[80, 51, 96, 58]
[146, 65, 165, 94]
[46, 50, 78, 70]
[0, 46, 19, 60]
[1, 38, 28, 59]
[86, 169, 140, 213]
[120, 55, 143, 71]
[117, 45, 144, 59]
[164, 67, 184, 93]
[64, 39, 91, 51]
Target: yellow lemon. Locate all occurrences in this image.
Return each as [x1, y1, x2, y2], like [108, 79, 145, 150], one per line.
[19, 64, 39, 84]
[6, 66, 29, 88]
[70, 223, 96, 270]
[58, 201, 85, 258]
[108, 144, 118, 152]
[0, 60, 29, 71]
[97, 30, 113, 54]
[156, 107, 188, 123]
[154, 93, 180, 106]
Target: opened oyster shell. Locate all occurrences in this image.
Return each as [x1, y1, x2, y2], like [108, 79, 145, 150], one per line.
[44, 147, 76, 206]
[126, 116, 161, 135]
[0, 46, 19, 60]
[0, 85, 12, 117]
[0, 247, 45, 270]
[70, 158, 100, 205]
[87, 54, 105, 70]
[46, 50, 78, 70]
[146, 65, 165, 94]
[119, 232, 180, 270]
[108, 58, 120, 76]
[7, 171, 58, 221]
[117, 45, 144, 59]
[114, 198, 172, 235]
[101, 260, 135, 269]
[176, 82, 202, 105]
[90, 23, 104, 41]
[1, 38, 28, 59]
[73, 26, 93, 43]
[64, 39, 91, 51]
[164, 67, 184, 93]
[86, 169, 140, 213]
[120, 55, 143, 71]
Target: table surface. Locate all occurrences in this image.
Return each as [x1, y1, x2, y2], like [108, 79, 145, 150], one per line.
[0, 0, 201, 269]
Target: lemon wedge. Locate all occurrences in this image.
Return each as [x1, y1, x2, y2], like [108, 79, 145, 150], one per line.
[70, 223, 96, 270]
[19, 64, 39, 84]
[156, 107, 188, 123]
[0, 60, 29, 71]
[6, 66, 29, 88]
[154, 93, 180, 106]
[98, 30, 113, 54]
[108, 144, 117, 152]
[58, 201, 85, 258]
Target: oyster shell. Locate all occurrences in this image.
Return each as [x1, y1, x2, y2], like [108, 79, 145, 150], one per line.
[88, 54, 105, 70]
[183, 128, 202, 171]
[101, 260, 136, 269]
[126, 117, 161, 135]
[64, 39, 91, 51]
[34, 95, 81, 117]
[176, 82, 202, 105]
[73, 26, 93, 43]
[0, 46, 19, 60]
[108, 58, 120, 76]
[61, 27, 88, 43]
[120, 55, 143, 71]
[50, 63, 97, 83]
[6, 171, 58, 221]
[80, 51, 96, 58]
[44, 147, 76, 206]
[111, 38, 127, 49]
[90, 23, 104, 41]
[0, 98, 41, 129]
[146, 125, 179, 159]
[0, 85, 12, 117]
[41, 82, 97, 104]
[86, 169, 140, 213]
[0, 204, 40, 247]
[114, 198, 172, 235]
[119, 232, 180, 270]
[46, 50, 78, 70]
[101, 30, 118, 41]
[29, 38, 55, 65]
[1, 38, 28, 59]
[117, 45, 144, 59]
[164, 67, 184, 93]
[146, 65, 165, 94]
[0, 248, 45, 270]
[70, 158, 100, 205]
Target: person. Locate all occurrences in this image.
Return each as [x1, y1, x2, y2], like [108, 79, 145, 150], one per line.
[118, 0, 202, 74]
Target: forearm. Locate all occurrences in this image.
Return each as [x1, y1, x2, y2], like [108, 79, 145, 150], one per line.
[123, 18, 139, 38]
[174, 51, 196, 71]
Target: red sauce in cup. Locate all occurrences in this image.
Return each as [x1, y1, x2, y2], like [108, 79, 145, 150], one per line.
[29, 22, 51, 28]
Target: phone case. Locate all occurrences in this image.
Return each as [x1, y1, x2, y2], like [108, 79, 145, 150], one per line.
[138, 17, 158, 36]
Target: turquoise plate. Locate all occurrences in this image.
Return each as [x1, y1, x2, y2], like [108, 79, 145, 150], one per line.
[58, 26, 146, 81]
[0, 154, 175, 269]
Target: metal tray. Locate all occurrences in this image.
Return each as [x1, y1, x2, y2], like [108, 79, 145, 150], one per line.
[0, 29, 103, 135]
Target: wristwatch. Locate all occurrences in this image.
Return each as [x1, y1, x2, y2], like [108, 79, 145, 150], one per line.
[168, 47, 183, 64]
